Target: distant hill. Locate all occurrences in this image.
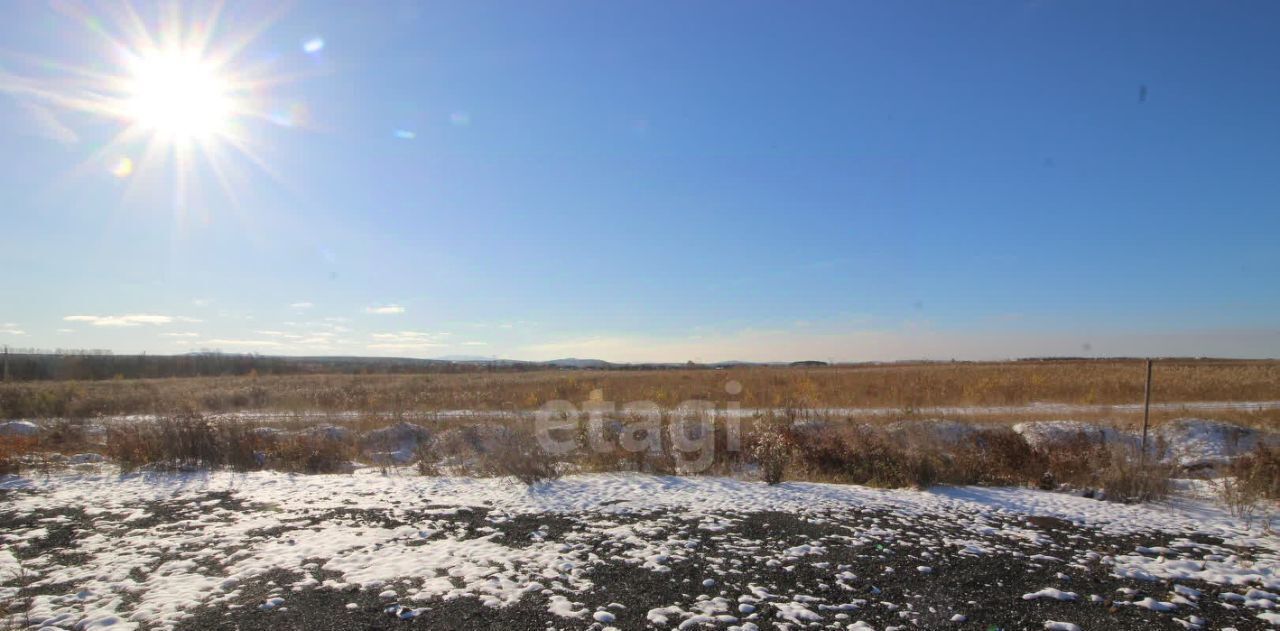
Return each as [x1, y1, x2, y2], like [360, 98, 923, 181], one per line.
[544, 358, 616, 369]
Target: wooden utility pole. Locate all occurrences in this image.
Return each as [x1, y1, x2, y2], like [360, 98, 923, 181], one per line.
[1139, 358, 1153, 463]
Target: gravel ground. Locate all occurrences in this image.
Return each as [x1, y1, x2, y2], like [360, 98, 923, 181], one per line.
[1, 473, 1277, 630]
[164, 508, 1273, 630]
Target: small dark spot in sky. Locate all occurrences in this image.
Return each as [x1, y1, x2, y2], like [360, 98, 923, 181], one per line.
[328, 271, 339, 281]
[1042, 157, 1055, 168]
[1082, 342, 1093, 352]
[912, 300, 924, 310]
[1138, 85, 1148, 103]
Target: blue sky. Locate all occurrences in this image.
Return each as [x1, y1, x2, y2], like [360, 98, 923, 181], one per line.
[1, 0, 1278, 362]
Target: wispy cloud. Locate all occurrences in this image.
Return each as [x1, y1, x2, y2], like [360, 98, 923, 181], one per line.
[161, 332, 201, 338]
[370, 331, 444, 341]
[192, 298, 212, 307]
[0, 322, 25, 336]
[64, 314, 201, 327]
[290, 302, 314, 309]
[365, 304, 405, 315]
[202, 338, 284, 348]
[367, 330, 446, 351]
[56, 328, 75, 334]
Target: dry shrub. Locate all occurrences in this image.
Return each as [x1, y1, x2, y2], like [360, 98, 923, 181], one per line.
[0, 436, 36, 475]
[1230, 444, 1280, 500]
[1027, 431, 1171, 502]
[38, 419, 97, 453]
[1220, 445, 1280, 529]
[1098, 448, 1174, 503]
[106, 416, 223, 472]
[265, 434, 355, 474]
[415, 423, 513, 475]
[482, 435, 561, 485]
[220, 424, 274, 472]
[786, 424, 939, 488]
[749, 422, 791, 485]
[945, 429, 1047, 486]
[106, 417, 355, 474]
[416, 425, 560, 485]
[1039, 432, 1112, 490]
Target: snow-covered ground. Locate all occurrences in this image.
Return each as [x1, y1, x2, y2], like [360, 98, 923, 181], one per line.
[2, 469, 1277, 630]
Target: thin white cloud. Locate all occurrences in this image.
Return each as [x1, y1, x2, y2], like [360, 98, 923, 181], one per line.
[0, 327, 25, 336]
[290, 302, 314, 309]
[192, 298, 212, 307]
[202, 338, 285, 348]
[365, 304, 405, 315]
[56, 328, 75, 334]
[64, 314, 201, 327]
[461, 341, 489, 346]
[295, 337, 336, 346]
[370, 331, 442, 341]
[367, 330, 446, 351]
[161, 332, 201, 338]
[368, 342, 445, 351]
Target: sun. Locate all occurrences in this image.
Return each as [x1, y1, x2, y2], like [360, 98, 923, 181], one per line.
[125, 49, 234, 142]
[0, 1, 305, 219]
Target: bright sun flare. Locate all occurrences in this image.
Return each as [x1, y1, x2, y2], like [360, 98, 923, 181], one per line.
[126, 50, 233, 141]
[5, 1, 299, 219]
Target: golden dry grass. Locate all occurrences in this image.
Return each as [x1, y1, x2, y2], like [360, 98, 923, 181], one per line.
[0, 359, 1271, 411]
[1, 360, 1277, 429]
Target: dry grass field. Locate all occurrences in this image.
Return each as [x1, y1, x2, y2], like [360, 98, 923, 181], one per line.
[2, 359, 1277, 506]
[2, 359, 1277, 428]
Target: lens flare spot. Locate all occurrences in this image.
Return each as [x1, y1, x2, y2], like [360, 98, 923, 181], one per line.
[270, 102, 309, 128]
[393, 129, 416, 140]
[303, 37, 325, 54]
[111, 156, 134, 178]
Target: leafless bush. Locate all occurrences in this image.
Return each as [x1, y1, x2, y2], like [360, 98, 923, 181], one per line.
[0, 436, 33, 475]
[939, 428, 1047, 486]
[1097, 448, 1174, 503]
[1219, 445, 1280, 530]
[1037, 432, 1112, 491]
[1229, 444, 1280, 499]
[482, 437, 561, 485]
[106, 416, 224, 472]
[415, 425, 560, 484]
[749, 421, 792, 485]
[265, 434, 355, 474]
[105, 417, 355, 474]
[787, 425, 939, 488]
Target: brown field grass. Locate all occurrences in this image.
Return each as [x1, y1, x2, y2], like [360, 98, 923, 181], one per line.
[2, 360, 1272, 507]
[1, 359, 1277, 425]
